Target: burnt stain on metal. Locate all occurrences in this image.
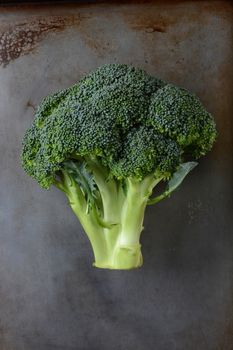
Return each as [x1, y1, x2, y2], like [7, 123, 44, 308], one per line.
[0, 1, 231, 67]
[121, 10, 177, 36]
[125, 15, 171, 34]
[121, 1, 233, 36]
[0, 15, 87, 67]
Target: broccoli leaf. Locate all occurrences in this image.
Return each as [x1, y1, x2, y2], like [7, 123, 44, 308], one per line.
[147, 162, 198, 205]
[63, 160, 116, 229]
[63, 160, 97, 209]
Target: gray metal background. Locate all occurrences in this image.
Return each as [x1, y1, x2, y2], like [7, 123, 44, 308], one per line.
[0, 1, 232, 349]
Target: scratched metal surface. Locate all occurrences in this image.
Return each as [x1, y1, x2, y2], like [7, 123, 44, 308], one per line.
[0, 1, 232, 349]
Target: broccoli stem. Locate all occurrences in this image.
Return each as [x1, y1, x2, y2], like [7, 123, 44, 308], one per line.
[59, 170, 108, 266]
[57, 168, 162, 269]
[118, 176, 161, 246]
[103, 176, 162, 269]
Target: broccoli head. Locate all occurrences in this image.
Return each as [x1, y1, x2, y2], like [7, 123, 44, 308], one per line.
[21, 64, 216, 269]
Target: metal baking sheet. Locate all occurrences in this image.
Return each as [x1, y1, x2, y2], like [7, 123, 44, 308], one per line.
[0, 1, 232, 349]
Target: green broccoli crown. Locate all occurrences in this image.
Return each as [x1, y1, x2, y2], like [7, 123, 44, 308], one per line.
[21, 64, 216, 188]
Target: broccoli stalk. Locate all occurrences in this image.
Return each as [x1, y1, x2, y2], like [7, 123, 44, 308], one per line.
[55, 162, 161, 269]
[21, 64, 216, 270]
[54, 159, 196, 269]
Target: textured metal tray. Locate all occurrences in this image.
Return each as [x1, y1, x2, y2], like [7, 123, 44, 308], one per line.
[0, 1, 232, 349]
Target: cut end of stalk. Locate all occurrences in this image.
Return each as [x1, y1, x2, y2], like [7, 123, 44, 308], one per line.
[92, 263, 142, 270]
[93, 243, 143, 270]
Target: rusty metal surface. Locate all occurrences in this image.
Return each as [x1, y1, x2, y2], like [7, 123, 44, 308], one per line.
[0, 1, 232, 349]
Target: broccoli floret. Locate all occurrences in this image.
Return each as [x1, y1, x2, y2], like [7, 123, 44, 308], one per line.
[148, 84, 216, 156]
[21, 64, 217, 270]
[110, 126, 181, 180]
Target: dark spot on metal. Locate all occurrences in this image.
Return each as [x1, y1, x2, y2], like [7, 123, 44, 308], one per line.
[0, 15, 87, 67]
[27, 100, 36, 111]
[145, 25, 166, 33]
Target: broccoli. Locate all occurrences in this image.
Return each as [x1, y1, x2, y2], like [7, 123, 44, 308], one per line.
[21, 64, 217, 270]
